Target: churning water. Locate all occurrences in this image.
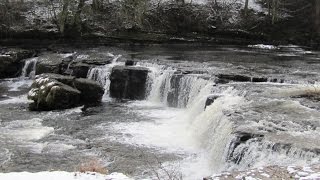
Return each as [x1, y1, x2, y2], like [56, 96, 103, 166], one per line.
[0, 46, 320, 179]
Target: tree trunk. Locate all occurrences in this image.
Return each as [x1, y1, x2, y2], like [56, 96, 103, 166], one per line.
[272, 0, 277, 24]
[316, 0, 320, 34]
[73, 0, 85, 35]
[268, 0, 271, 17]
[93, 0, 102, 10]
[59, 0, 70, 34]
[244, 0, 249, 16]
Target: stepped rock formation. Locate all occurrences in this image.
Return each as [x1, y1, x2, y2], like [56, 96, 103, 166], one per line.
[0, 49, 35, 78]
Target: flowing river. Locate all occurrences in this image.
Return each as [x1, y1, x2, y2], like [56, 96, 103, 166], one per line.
[0, 45, 319, 179]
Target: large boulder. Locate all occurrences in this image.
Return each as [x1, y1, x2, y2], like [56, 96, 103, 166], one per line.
[110, 66, 149, 100]
[70, 62, 91, 78]
[73, 78, 105, 104]
[0, 49, 35, 78]
[28, 74, 104, 111]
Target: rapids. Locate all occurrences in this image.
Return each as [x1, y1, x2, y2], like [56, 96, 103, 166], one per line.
[0, 45, 319, 179]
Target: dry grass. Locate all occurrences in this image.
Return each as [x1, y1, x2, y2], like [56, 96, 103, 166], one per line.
[77, 159, 108, 174]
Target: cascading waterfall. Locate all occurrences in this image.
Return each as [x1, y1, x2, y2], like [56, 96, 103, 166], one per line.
[145, 65, 213, 108]
[87, 54, 122, 100]
[147, 70, 175, 104]
[21, 57, 38, 78]
[226, 139, 320, 171]
[142, 64, 245, 176]
[99, 61, 318, 178]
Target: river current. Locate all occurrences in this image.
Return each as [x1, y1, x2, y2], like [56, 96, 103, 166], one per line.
[0, 45, 319, 179]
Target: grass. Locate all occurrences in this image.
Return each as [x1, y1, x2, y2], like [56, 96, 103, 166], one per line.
[77, 159, 108, 174]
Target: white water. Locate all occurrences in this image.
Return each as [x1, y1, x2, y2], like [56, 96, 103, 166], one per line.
[21, 57, 38, 78]
[105, 63, 247, 179]
[87, 54, 122, 100]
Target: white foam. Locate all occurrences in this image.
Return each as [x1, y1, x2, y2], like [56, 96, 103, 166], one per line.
[0, 118, 54, 141]
[0, 95, 31, 104]
[7, 80, 33, 92]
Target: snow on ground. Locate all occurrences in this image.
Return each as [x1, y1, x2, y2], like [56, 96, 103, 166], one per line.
[248, 44, 279, 50]
[206, 165, 320, 180]
[0, 172, 133, 180]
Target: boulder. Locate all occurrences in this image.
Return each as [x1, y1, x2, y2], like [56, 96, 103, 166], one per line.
[28, 73, 104, 111]
[0, 49, 35, 78]
[73, 78, 104, 104]
[125, 60, 136, 66]
[71, 62, 91, 78]
[110, 66, 149, 100]
[36, 54, 65, 75]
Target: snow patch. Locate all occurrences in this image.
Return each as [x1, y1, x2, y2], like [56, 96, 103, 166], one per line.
[0, 172, 133, 180]
[248, 44, 279, 50]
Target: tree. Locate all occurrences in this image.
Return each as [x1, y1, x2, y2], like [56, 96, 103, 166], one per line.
[316, 0, 320, 34]
[47, 0, 88, 36]
[120, 0, 148, 30]
[271, 0, 278, 24]
[244, 0, 249, 16]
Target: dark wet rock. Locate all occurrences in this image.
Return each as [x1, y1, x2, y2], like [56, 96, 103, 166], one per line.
[125, 60, 136, 66]
[71, 62, 91, 78]
[226, 132, 264, 164]
[174, 69, 207, 75]
[73, 78, 104, 104]
[251, 77, 268, 82]
[0, 49, 35, 78]
[205, 95, 221, 109]
[216, 74, 284, 84]
[36, 54, 65, 75]
[80, 58, 112, 66]
[110, 66, 149, 100]
[167, 74, 183, 107]
[217, 74, 252, 82]
[28, 73, 103, 111]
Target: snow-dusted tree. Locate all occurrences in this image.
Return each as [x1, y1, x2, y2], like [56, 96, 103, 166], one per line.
[47, 0, 88, 36]
[120, 0, 148, 30]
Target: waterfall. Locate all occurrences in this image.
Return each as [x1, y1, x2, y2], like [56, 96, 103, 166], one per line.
[227, 139, 320, 171]
[21, 57, 38, 78]
[145, 65, 213, 108]
[87, 55, 122, 100]
[143, 64, 245, 175]
[181, 88, 244, 173]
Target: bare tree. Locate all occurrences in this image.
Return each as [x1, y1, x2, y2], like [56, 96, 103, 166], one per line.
[316, 0, 320, 34]
[244, 0, 249, 16]
[271, 0, 278, 24]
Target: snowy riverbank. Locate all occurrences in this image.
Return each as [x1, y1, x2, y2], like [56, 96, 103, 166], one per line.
[0, 172, 133, 180]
